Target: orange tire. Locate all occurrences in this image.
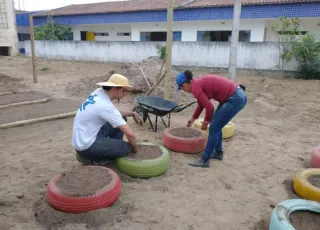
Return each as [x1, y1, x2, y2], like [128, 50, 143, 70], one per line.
[162, 127, 207, 154]
[46, 166, 122, 214]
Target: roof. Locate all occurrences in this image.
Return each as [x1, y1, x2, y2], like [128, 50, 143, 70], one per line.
[33, 0, 320, 17]
[15, 10, 30, 14]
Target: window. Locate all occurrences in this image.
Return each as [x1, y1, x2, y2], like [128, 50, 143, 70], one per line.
[140, 31, 182, 41]
[117, 32, 131, 36]
[0, 0, 8, 28]
[197, 31, 251, 42]
[94, 32, 109, 36]
[18, 33, 31, 41]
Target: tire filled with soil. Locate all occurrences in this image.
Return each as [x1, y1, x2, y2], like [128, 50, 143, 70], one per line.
[56, 167, 112, 197]
[162, 127, 207, 154]
[116, 143, 170, 178]
[46, 166, 122, 213]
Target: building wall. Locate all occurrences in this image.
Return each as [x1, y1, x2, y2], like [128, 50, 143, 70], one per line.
[265, 17, 320, 41]
[131, 19, 266, 42]
[0, 0, 18, 55]
[72, 24, 131, 41]
[23, 40, 296, 71]
[69, 17, 319, 42]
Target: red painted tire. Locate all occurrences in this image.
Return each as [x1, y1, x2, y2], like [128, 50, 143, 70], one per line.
[311, 145, 320, 168]
[46, 166, 122, 214]
[162, 127, 208, 154]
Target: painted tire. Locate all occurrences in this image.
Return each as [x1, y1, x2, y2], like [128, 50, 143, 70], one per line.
[194, 118, 235, 139]
[269, 199, 320, 230]
[293, 168, 320, 202]
[162, 127, 207, 154]
[116, 142, 170, 178]
[47, 166, 122, 214]
[311, 145, 320, 168]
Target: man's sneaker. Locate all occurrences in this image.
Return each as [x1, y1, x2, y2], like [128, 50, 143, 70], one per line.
[76, 152, 93, 165]
[188, 159, 210, 168]
[210, 151, 224, 160]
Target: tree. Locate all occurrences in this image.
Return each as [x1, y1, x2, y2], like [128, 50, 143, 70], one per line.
[34, 16, 72, 40]
[271, 17, 302, 76]
[292, 33, 320, 79]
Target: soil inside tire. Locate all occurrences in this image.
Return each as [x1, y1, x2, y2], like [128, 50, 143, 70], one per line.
[289, 211, 320, 230]
[169, 127, 204, 138]
[308, 175, 320, 188]
[56, 167, 112, 197]
[126, 145, 163, 160]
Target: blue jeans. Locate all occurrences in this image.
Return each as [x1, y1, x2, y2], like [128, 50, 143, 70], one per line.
[76, 117, 132, 161]
[202, 87, 247, 161]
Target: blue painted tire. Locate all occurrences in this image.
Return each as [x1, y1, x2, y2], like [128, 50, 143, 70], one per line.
[269, 199, 320, 230]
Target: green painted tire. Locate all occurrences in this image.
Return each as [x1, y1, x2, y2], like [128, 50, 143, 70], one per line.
[116, 142, 170, 179]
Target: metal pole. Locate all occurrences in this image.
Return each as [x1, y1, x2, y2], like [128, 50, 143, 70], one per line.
[29, 14, 38, 83]
[164, 0, 174, 100]
[228, 0, 242, 81]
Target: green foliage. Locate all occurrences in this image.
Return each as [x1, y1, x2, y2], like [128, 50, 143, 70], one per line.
[156, 44, 166, 60]
[34, 16, 72, 40]
[39, 66, 49, 71]
[292, 34, 320, 79]
[271, 17, 303, 74]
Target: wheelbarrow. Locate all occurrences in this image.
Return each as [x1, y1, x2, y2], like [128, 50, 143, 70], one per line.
[133, 96, 196, 132]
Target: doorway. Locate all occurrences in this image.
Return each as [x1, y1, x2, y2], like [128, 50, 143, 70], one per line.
[0, 47, 9, 56]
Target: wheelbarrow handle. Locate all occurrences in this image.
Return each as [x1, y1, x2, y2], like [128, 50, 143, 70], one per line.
[173, 101, 197, 113]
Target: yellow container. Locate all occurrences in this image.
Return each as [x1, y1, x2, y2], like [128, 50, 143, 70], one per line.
[194, 118, 235, 139]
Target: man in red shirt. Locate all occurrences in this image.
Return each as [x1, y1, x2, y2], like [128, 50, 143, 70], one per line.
[176, 70, 247, 168]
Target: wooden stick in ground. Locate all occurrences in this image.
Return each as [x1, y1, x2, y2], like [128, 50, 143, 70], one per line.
[0, 91, 13, 96]
[0, 111, 77, 129]
[145, 71, 167, 96]
[0, 98, 51, 109]
[139, 67, 151, 89]
[29, 14, 37, 83]
[149, 56, 167, 95]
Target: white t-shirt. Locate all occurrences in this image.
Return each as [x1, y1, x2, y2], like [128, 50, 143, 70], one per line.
[72, 88, 126, 151]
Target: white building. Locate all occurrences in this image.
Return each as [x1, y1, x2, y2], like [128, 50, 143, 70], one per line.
[31, 0, 320, 43]
[0, 0, 18, 56]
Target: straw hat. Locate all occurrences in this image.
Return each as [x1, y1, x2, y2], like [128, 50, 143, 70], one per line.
[97, 74, 135, 91]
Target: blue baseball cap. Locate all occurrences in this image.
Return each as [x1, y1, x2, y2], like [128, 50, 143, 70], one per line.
[176, 72, 187, 91]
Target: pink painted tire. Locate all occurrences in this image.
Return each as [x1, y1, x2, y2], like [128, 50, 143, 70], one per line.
[162, 127, 208, 154]
[47, 166, 122, 214]
[311, 145, 320, 168]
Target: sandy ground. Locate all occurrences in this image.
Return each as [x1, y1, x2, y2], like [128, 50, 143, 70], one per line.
[0, 56, 319, 230]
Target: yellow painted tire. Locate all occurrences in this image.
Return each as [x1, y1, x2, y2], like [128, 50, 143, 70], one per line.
[293, 168, 320, 202]
[194, 118, 235, 139]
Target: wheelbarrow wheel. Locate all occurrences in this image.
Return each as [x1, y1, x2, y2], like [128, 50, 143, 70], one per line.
[133, 103, 148, 123]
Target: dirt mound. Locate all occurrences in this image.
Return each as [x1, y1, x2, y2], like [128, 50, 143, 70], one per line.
[0, 73, 25, 93]
[65, 57, 194, 104]
[119, 57, 164, 93]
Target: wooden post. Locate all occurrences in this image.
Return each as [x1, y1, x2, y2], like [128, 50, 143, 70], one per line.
[164, 0, 174, 100]
[29, 14, 38, 83]
[228, 0, 242, 82]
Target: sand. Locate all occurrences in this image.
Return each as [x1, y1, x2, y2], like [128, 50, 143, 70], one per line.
[126, 145, 163, 160]
[289, 211, 320, 230]
[309, 175, 320, 188]
[169, 127, 204, 138]
[56, 166, 112, 197]
[0, 56, 320, 230]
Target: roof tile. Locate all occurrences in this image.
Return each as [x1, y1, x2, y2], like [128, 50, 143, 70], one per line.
[34, 0, 320, 17]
